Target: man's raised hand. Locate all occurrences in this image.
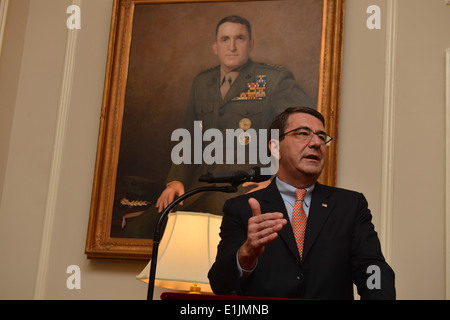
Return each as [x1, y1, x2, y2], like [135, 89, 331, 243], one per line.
[238, 198, 287, 270]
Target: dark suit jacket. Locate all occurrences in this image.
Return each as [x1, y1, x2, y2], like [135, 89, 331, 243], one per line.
[166, 59, 315, 214]
[208, 179, 396, 299]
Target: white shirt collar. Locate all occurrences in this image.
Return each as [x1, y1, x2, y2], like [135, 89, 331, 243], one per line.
[275, 177, 315, 213]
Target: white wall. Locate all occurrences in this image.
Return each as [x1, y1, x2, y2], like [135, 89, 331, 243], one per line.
[391, 0, 448, 299]
[0, 0, 449, 299]
[339, 0, 450, 299]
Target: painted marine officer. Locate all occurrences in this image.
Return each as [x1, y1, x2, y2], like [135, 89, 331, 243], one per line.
[125, 15, 315, 238]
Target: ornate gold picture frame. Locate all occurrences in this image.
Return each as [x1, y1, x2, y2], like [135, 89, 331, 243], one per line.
[85, 0, 344, 260]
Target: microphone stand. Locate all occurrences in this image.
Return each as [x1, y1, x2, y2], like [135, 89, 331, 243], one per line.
[147, 184, 238, 300]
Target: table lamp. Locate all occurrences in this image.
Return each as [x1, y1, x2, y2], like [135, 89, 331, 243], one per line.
[137, 211, 222, 295]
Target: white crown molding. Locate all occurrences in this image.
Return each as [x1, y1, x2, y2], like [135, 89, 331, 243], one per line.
[0, 0, 10, 58]
[380, 0, 398, 263]
[445, 47, 450, 300]
[33, 0, 81, 300]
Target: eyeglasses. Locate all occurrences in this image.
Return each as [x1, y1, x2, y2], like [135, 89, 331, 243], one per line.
[279, 126, 333, 146]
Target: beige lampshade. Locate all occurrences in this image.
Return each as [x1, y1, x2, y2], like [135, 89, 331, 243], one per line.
[136, 211, 222, 293]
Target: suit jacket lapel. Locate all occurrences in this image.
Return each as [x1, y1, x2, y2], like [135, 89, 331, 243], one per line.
[261, 180, 302, 264]
[302, 183, 334, 260]
[261, 181, 334, 263]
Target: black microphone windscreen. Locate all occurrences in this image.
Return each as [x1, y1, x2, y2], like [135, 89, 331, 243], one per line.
[248, 167, 272, 183]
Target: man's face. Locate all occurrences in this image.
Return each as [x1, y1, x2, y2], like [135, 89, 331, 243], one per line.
[212, 22, 254, 73]
[274, 113, 327, 187]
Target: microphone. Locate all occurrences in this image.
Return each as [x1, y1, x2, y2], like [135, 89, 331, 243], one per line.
[198, 167, 271, 185]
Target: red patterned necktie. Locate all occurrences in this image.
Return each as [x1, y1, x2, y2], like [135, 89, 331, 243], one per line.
[292, 189, 307, 259]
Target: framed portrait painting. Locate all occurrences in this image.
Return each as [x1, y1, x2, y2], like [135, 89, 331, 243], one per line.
[85, 0, 345, 260]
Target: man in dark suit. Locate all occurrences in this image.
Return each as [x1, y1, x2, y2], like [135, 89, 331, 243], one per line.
[208, 107, 396, 299]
